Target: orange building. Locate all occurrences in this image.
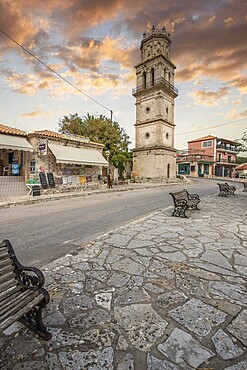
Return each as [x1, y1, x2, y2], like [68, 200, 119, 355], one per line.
[177, 135, 239, 178]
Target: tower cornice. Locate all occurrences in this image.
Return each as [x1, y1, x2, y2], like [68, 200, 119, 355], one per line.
[134, 54, 177, 70]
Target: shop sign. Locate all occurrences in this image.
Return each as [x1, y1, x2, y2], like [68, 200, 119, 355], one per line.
[38, 139, 47, 155]
[30, 160, 35, 174]
[12, 163, 20, 175]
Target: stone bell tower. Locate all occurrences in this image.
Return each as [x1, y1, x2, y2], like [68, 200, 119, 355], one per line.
[132, 25, 178, 180]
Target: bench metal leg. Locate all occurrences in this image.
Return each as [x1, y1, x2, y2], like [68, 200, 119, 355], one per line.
[218, 191, 227, 197]
[190, 204, 199, 210]
[172, 205, 188, 218]
[20, 305, 52, 341]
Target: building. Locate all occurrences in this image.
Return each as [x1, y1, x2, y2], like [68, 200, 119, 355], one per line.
[27, 129, 108, 184]
[0, 124, 108, 197]
[0, 124, 34, 177]
[132, 25, 178, 180]
[177, 135, 239, 178]
[235, 163, 247, 178]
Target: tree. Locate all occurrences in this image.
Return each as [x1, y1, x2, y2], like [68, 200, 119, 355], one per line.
[236, 156, 247, 164]
[237, 132, 247, 153]
[58, 113, 132, 178]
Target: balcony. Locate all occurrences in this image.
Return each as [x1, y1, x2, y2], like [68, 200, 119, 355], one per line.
[216, 158, 237, 165]
[216, 144, 238, 153]
[176, 154, 214, 163]
[132, 77, 178, 97]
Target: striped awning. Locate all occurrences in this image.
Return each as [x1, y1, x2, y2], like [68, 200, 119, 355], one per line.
[49, 143, 108, 166]
[0, 134, 33, 152]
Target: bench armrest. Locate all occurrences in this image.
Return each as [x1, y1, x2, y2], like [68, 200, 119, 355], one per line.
[174, 199, 188, 207]
[188, 193, 200, 200]
[3, 239, 45, 289]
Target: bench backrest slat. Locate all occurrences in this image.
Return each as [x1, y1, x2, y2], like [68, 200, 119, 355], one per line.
[0, 249, 11, 260]
[170, 189, 188, 201]
[0, 285, 23, 304]
[0, 263, 17, 282]
[0, 293, 42, 332]
[0, 274, 18, 290]
[0, 265, 14, 276]
[0, 290, 38, 319]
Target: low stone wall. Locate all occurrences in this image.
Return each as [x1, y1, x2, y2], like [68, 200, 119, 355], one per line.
[41, 182, 103, 195]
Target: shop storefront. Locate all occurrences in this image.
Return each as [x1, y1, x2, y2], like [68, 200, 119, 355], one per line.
[0, 132, 33, 179]
[27, 130, 108, 187]
[0, 125, 109, 197]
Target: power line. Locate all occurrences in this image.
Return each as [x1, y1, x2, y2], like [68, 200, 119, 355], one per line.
[0, 28, 114, 116]
[175, 118, 246, 136]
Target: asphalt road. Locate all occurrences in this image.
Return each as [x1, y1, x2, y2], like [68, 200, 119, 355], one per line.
[0, 178, 242, 267]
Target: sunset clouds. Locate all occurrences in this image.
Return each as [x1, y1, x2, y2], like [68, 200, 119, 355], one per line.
[0, 0, 246, 147]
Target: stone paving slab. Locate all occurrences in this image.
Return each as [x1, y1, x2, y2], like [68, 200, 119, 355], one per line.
[0, 192, 247, 369]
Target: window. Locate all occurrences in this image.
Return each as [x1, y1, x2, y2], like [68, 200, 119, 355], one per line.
[191, 165, 195, 172]
[151, 68, 155, 86]
[166, 132, 169, 139]
[145, 132, 150, 139]
[202, 140, 213, 148]
[178, 163, 190, 174]
[143, 72, 146, 87]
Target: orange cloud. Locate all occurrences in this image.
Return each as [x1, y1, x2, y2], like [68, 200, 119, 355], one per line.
[0, 0, 246, 100]
[190, 87, 229, 106]
[229, 76, 247, 94]
[21, 107, 53, 117]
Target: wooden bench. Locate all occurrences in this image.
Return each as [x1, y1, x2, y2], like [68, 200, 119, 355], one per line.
[0, 239, 52, 341]
[169, 189, 201, 218]
[242, 182, 247, 192]
[217, 183, 236, 197]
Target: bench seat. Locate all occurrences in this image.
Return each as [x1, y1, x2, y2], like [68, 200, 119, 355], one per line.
[0, 240, 51, 340]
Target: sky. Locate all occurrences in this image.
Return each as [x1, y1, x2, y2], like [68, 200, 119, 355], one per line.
[0, 0, 246, 149]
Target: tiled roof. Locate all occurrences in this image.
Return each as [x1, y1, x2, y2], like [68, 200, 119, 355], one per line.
[28, 130, 63, 138]
[87, 141, 104, 148]
[217, 137, 239, 145]
[188, 135, 216, 143]
[28, 129, 104, 147]
[0, 123, 27, 137]
[188, 135, 238, 145]
[236, 163, 247, 170]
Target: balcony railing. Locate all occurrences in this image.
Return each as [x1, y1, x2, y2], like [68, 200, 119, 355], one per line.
[216, 158, 236, 164]
[132, 77, 178, 96]
[216, 145, 238, 152]
[176, 155, 214, 162]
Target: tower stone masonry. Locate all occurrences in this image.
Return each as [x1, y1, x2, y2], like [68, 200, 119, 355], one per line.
[132, 25, 178, 180]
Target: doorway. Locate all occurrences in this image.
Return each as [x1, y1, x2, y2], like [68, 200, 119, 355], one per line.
[167, 163, 170, 178]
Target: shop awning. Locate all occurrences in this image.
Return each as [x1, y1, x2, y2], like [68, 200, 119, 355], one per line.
[49, 143, 108, 166]
[0, 134, 33, 152]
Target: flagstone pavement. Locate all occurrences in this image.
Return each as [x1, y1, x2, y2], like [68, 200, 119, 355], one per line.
[0, 190, 247, 369]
